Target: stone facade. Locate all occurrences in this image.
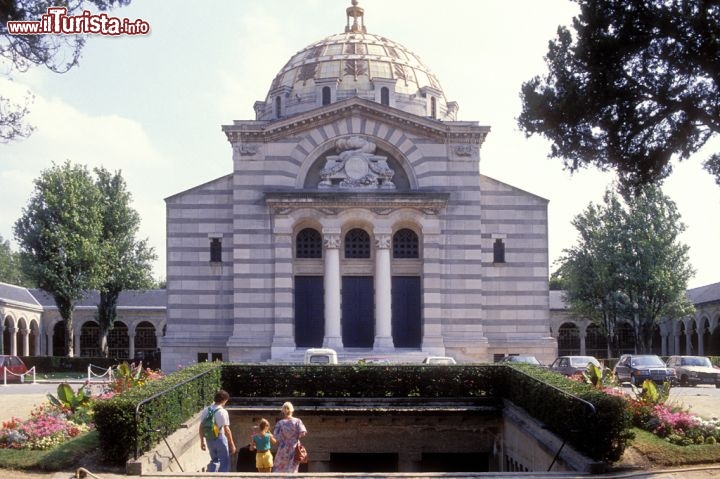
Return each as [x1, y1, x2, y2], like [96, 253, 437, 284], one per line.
[160, 3, 556, 370]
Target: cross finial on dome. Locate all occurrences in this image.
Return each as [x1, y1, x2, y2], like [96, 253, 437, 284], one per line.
[345, 0, 367, 33]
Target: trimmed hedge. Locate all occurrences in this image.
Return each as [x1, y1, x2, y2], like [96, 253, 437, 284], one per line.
[221, 363, 500, 398]
[499, 364, 633, 463]
[93, 363, 631, 466]
[93, 362, 221, 465]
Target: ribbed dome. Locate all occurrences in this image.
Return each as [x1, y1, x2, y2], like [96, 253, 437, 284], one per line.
[254, 2, 457, 122]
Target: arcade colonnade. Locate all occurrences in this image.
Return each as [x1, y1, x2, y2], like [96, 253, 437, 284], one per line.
[551, 302, 720, 358]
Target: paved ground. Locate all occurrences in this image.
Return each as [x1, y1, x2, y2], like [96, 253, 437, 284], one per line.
[1, 382, 719, 478]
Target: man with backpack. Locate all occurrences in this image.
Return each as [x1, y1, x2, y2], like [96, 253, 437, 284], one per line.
[199, 389, 237, 472]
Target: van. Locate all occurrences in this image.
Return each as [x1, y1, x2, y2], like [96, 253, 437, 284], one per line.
[303, 348, 338, 364]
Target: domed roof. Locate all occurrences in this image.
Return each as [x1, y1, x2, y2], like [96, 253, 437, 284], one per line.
[255, 1, 457, 122]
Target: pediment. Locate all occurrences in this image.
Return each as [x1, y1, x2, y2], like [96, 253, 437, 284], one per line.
[223, 97, 489, 144]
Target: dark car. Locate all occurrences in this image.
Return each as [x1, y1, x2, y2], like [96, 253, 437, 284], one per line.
[0, 355, 28, 382]
[613, 354, 676, 386]
[666, 355, 720, 388]
[498, 355, 542, 366]
[549, 355, 601, 376]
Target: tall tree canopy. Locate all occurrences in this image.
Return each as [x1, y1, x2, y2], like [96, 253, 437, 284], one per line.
[518, 0, 720, 190]
[95, 167, 156, 357]
[556, 184, 695, 355]
[14, 161, 105, 356]
[0, 0, 132, 142]
[13, 161, 154, 358]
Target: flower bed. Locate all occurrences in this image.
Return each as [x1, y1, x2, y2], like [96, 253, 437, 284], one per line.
[0, 361, 163, 451]
[0, 404, 90, 450]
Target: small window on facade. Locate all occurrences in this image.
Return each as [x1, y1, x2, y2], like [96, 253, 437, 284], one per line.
[430, 96, 437, 119]
[197, 352, 209, 363]
[275, 96, 282, 118]
[296, 228, 322, 258]
[211, 353, 223, 362]
[493, 238, 505, 263]
[380, 87, 389, 106]
[322, 86, 331, 105]
[393, 228, 419, 258]
[210, 238, 222, 262]
[344, 228, 371, 258]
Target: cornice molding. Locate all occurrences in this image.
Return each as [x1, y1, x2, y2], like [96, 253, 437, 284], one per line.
[223, 97, 490, 145]
[265, 190, 449, 216]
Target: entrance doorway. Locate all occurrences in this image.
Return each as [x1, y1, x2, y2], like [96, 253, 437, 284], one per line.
[294, 276, 325, 347]
[392, 276, 421, 347]
[341, 276, 374, 347]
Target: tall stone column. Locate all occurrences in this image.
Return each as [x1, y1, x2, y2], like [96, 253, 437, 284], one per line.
[9, 326, 17, 355]
[323, 234, 343, 350]
[374, 234, 394, 350]
[21, 327, 29, 356]
[697, 324, 705, 356]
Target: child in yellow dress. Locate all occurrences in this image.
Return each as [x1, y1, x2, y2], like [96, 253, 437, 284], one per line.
[251, 418, 278, 472]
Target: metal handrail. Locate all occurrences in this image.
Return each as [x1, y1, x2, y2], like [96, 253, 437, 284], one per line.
[133, 365, 220, 460]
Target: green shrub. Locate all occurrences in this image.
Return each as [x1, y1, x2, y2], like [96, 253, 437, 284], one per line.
[93, 362, 221, 465]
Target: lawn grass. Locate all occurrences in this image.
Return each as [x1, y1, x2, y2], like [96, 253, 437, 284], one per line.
[0, 430, 99, 471]
[630, 428, 720, 467]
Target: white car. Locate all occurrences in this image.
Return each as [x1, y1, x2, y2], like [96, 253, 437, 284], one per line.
[422, 356, 456, 365]
[666, 356, 720, 388]
[303, 348, 338, 364]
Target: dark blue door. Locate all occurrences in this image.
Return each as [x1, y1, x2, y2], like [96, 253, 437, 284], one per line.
[341, 276, 374, 347]
[294, 276, 324, 347]
[392, 276, 422, 348]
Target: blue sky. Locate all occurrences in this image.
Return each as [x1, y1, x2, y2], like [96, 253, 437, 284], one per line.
[2, 0, 719, 288]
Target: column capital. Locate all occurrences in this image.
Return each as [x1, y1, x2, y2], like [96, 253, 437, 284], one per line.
[323, 234, 341, 249]
[375, 234, 391, 249]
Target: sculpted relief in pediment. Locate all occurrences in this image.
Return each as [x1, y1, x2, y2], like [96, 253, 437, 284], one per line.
[319, 136, 396, 190]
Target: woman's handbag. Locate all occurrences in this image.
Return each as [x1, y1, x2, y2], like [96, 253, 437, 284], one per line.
[295, 441, 308, 463]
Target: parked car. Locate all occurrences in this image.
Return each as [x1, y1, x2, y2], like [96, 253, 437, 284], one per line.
[613, 354, 676, 386]
[666, 355, 720, 388]
[303, 348, 338, 364]
[422, 356, 456, 365]
[358, 357, 391, 365]
[549, 355, 601, 376]
[0, 355, 28, 382]
[498, 355, 542, 366]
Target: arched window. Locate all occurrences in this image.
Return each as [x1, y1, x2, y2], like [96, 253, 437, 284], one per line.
[275, 96, 282, 118]
[322, 86, 331, 106]
[380, 87, 389, 106]
[392, 229, 419, 258]
[108, 322, 129, 359]
[557, 322, 579, 356]
[80, 321, 100, 357]
[344, 228, 370, 258]
[430, 96, 437, 118]
[296, 228, 322, 258]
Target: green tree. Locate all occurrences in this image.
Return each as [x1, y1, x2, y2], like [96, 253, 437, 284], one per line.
[518, 0, 720, 191]
[0, 234, 31, 286]
[0, 0, 132, 142]
[94, 167, 156, 357]
[618, 186, 695, 353]
[557, 185, 694, 355]
[14, 161, 105, 357]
